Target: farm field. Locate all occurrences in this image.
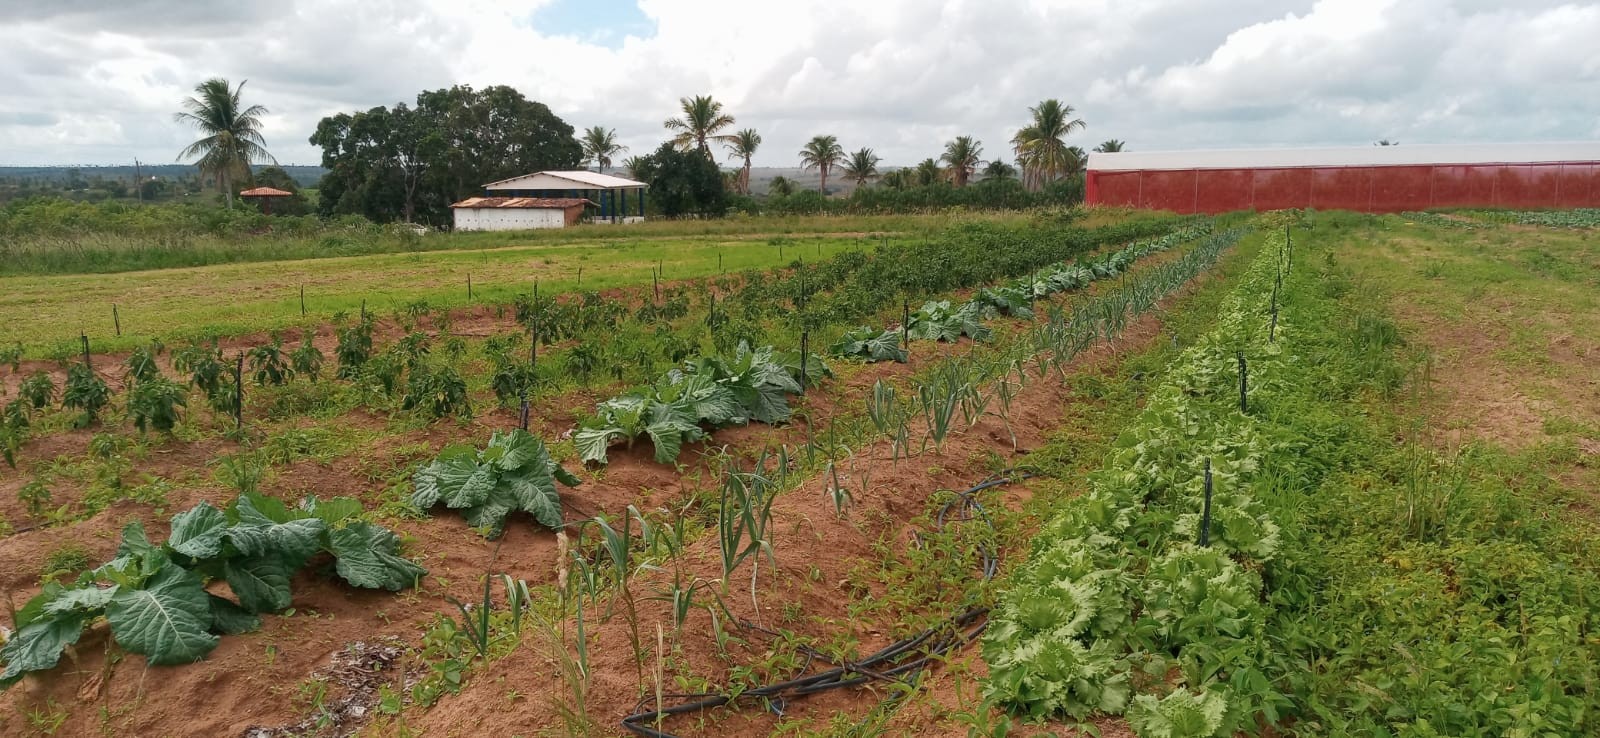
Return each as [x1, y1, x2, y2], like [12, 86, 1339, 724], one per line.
[1, 209, 1597, 738]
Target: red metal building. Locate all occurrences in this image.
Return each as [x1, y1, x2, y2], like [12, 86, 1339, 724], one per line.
[1086, 143, 1600, 214]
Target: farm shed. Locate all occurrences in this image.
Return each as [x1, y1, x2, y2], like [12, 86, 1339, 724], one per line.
[449, 197, 593, 231]
[482, 170, 646, 224]
[1086, 142, 1600, 214]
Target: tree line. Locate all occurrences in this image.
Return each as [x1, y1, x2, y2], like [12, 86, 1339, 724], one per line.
[172, 79, 1128, 224]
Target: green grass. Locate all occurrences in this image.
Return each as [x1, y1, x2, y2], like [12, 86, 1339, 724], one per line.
[0, 207, 1039, 276]
[0, 235, 875, 357]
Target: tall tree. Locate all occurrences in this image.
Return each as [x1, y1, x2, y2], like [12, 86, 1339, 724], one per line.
[174, 78, 275, 208]
[724, 128, 762, 195]
[799, 135, 845, 195]
[1011, 99, 1086, 191]
[633, 142, 726, 216]
[1093, 139, 1125, 153]
[768, 175, 796, 197]
[982, 160, 1017, 180]
[1065, 146, 1088, 176]
[663, 95, 737, 158]
[580, 126, 627, 173]
[621, 155, 647, 179]
[311, 85, 581, 224]
[912, 158, 942, 187]
[842, 147, 881, 188]
[940, 136, 984, 187]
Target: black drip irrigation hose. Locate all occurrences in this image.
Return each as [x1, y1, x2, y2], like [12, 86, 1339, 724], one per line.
[620, 469, 1034, 737]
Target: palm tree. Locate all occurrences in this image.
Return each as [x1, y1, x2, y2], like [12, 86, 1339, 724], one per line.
[880, 169, 910, 190]
[174, 78, 274, 208]
[1093, 139, 1125, 153]
[799, 135, 845, 195]
[621, 155, 647, 179]
[842, 148, 881, 188]
[940, 136, 984, 187]
[1011, 99, 1086, 191]
[724, 128, 762, 195]
[913, 158, 942, 187]
[580, 126, 627, 173]
[1065, 146, 1088, 176]
[663, 95, 736, 158]
[982, 160, 1017, 180]
[768, 175, 796, 197]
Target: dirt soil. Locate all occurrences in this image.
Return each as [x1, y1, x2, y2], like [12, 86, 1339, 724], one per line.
[0, 239, 1206, 738]
[395, 269, 1220, 738]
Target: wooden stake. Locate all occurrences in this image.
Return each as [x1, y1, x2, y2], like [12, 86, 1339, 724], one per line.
[112, 305, 121, 337]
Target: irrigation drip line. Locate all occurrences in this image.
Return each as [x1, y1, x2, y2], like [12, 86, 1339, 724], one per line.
[621, 470, 1033, 737]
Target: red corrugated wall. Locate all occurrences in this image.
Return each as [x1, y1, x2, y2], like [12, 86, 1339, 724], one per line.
[1086, 162, 1600, 213]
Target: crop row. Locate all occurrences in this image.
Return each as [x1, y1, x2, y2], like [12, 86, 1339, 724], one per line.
[981, 225, 1292, 735]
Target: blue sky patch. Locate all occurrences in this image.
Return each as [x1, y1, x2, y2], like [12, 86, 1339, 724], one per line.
[528, 0, 656, 48]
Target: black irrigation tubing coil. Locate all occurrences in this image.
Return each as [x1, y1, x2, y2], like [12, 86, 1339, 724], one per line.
[621, 469, 1035, 737]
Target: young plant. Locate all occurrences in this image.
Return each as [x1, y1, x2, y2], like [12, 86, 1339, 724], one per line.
[128, 375, 188, 433]
[62, 363, 110, 428]
[291, 333, 324, 382]
[248, 337, 293, 386]
[19, 371, 55, 409]
[401, 364, 470, 420]
[335, 317, 375, 379]
[411, 429, 580, 538]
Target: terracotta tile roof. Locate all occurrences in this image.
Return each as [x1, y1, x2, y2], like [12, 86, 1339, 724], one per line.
[239, 186, 294, 197]
[449, 197, 595, 209]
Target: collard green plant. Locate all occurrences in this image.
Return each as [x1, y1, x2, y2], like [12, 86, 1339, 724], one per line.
[830, 326, 908, 363]
[908, 300, 992, 343]
[972, 286, 1035, 319]
[411, 429, 580, 538]
[574, 343, 825, 465]
[0, 492, 424, 688]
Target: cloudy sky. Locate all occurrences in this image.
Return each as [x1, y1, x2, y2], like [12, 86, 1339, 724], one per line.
[1, 0, 1597, 169]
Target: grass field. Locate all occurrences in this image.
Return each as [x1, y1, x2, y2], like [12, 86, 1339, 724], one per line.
[0, 234, 874, 356]
[2, 209, 1597, 738]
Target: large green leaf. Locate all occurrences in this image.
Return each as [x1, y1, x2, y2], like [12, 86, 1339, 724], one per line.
[574, 425, 623, 465]
[303, 496, 362, 526]
[106, 564, 220, 666]
[223, 554, 293, 613]
[411, 450, 485, 509]
[502, 466, 564, 529]
[328, 522, 427, 591]
[40, 585, 118, 617]
[207, 595, 262, 635]
[227, 495, 325, 568]
[0, 612, 87, 688]
[488, 429, 544, 471]
[166, 502, 228, 559]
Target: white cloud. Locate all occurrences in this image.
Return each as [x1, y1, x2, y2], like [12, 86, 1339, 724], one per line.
[0, 0, 1596, 168]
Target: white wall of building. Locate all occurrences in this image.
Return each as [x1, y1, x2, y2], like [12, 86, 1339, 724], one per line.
[453, 207, 566, 231]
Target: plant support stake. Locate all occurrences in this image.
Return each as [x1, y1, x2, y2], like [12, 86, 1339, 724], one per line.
[1198, 458, 1213, 547]
[300, 284, 307, 316]
[1237, 351, 1248, 413]
[799, 332, 809, 389]
[233, 353, 244, 430]
[112, 304, 121, 337]
[467, 273, 473, 301]
[902, 300, 910, 346]
[80, 333, 91, 369]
